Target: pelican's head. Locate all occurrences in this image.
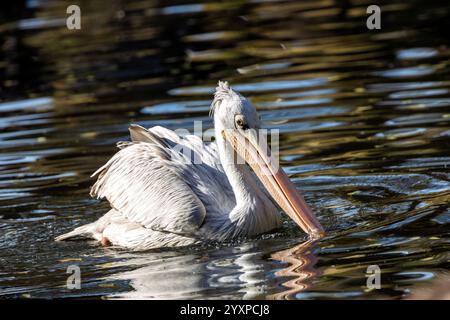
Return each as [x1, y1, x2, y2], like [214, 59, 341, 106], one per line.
[210, 80, 261, 131]
[211, 81, 325, 239]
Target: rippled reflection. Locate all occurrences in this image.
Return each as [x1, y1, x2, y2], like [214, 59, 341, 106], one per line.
[268, 240, 319, 300]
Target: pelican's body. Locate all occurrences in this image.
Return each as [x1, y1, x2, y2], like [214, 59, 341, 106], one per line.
[56, 81, 323, 250]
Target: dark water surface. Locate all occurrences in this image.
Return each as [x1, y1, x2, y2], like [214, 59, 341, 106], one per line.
[0, 0, 449, 299]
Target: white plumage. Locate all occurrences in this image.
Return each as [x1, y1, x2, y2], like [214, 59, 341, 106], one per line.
[56, 81, 323, 250]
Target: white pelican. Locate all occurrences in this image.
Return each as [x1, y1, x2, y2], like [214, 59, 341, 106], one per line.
[56, 81, 324, 250]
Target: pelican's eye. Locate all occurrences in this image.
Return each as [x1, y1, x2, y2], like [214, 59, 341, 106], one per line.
[234, 114, 248, 130]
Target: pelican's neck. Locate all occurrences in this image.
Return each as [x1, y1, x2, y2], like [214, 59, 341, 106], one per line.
[214, 126, 260, 206]
[213, 124, 281, 236]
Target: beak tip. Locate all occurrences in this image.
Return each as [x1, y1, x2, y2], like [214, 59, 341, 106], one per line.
[309, 228, 326, 240]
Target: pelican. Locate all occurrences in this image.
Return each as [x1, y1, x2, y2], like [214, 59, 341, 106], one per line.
[56, 81, 324, 250]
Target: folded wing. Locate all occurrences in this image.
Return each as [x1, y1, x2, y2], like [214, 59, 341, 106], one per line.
[90, 127, 208, 235]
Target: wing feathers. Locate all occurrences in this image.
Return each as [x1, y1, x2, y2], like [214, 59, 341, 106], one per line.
[91, 142, 206, 235]
[129, 124, 171, 148]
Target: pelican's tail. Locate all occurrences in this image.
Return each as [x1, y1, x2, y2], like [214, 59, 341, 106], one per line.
[55, 223, 96, 241]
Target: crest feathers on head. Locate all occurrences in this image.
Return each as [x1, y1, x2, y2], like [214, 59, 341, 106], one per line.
[210, 80, 233, 117]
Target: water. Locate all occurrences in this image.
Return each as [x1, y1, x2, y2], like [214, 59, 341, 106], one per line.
[0, 0, 449, 299]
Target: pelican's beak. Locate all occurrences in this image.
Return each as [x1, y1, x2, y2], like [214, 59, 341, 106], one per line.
[223, 129, 325, 239]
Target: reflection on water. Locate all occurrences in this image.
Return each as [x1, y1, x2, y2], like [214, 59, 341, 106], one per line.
[105, 242, 273, 300]
[268, 240, 319, 300]
[0, 0, 449, 299]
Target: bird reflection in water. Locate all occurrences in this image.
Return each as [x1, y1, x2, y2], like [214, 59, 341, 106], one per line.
[102, 240, 319, 299]
[267, 239, 319, 300]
